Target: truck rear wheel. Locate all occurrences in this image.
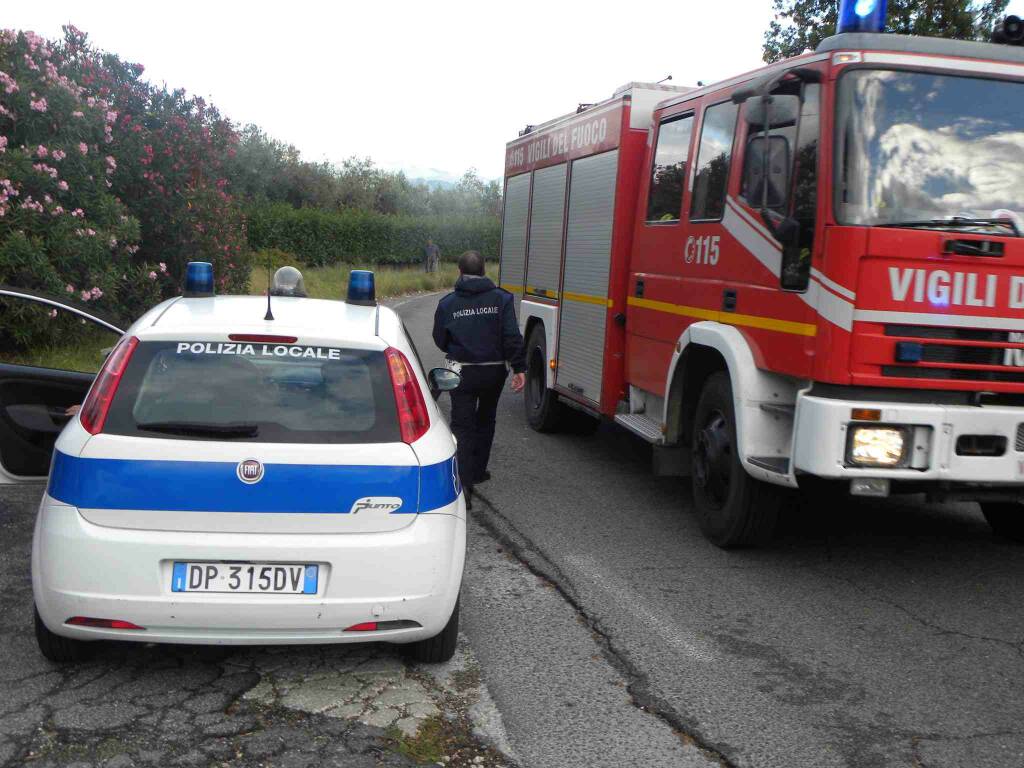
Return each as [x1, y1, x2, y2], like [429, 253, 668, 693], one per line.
[691, 372, 780, 548]
[980, 502, 1024, 542]
[525, 326, 567, 432]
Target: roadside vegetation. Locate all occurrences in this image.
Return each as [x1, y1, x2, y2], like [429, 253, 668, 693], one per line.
[0, 25, 500, 363]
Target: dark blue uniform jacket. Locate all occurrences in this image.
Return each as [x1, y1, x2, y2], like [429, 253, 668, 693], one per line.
[432, 276, 526, 373]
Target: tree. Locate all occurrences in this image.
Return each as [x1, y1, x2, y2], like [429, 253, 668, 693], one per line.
[763, 0, 1009, 62]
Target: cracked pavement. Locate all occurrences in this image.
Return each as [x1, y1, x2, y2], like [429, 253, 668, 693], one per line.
[0, 482, 510, 768]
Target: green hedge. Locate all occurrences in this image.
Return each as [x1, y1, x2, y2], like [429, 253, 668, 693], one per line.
[246, 202, 501, 266]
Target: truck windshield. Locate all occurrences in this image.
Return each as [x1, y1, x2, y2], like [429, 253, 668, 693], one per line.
[835, 69, 1024, 232]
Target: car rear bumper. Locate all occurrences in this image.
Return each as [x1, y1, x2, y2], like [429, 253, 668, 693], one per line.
[32, 496, 465, 645]
[794, 394, 1024, 486]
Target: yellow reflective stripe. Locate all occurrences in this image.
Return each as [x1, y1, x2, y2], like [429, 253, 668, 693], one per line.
[500, 283, 523, 294]
[627, 296, 817, 337]
[563, 290, 613, 308]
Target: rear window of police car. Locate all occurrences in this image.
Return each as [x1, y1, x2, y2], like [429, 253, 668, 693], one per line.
[103, 341, 400, 443]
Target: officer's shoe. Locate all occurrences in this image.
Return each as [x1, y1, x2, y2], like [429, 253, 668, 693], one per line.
[464, 486, 474, 511]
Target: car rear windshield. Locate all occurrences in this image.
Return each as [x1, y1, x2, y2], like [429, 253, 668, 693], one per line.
[103, 341, 400, 443]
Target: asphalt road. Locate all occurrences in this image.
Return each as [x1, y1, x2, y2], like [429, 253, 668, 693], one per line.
[396, 290, 1024, 768]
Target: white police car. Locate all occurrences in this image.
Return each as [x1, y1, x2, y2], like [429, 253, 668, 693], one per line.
[2, 265, 465, 663]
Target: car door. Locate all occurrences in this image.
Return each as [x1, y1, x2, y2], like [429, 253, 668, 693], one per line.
[0, 287, 124, 483]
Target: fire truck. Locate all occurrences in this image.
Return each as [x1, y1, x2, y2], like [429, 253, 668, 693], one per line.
[498, 15, 1024, 547]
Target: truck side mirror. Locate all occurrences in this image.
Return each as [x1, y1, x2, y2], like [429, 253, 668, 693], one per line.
[761, 208, 799, 244]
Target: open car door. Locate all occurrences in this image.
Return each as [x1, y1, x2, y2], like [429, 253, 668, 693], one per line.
[0, 287, 125, 483]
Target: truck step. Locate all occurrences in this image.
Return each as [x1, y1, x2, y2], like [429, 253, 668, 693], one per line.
[614, 413, 664, 444]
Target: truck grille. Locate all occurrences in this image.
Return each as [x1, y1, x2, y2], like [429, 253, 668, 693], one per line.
[883, 324, 1024, 384]
[1016, 424, 1024, 452]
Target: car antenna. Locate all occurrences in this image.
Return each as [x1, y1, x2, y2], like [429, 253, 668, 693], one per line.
[264, 253, 275, 321]
[657, 74, 673, 84]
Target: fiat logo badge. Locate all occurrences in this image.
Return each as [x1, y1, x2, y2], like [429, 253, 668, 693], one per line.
[237, 459, 264, 484]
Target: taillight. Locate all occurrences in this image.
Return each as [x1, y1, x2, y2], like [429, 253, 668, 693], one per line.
[384, 347, 429, 443]
[79, 335, 139, 435]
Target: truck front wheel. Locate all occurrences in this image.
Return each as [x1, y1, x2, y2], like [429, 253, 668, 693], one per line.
[524, 326, 566, 432]
[691, 372, 780, 548]
[980, 502, 1024, 542]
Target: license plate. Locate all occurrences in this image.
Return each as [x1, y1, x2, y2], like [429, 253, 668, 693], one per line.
[171, 562, 318, 594]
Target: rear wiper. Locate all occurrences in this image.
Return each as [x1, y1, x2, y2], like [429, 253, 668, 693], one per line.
[136, 421, 259, 438]
[878, 217, 1021, 237]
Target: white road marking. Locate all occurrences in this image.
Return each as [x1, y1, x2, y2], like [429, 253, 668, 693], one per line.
[565, 554, 717, 663]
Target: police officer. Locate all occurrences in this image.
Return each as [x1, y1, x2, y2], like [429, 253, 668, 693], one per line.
[432, 251, 525, 509]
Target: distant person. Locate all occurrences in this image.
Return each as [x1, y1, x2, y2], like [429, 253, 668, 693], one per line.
[432, 251, 525, 510]
[423, 238, 441, 273]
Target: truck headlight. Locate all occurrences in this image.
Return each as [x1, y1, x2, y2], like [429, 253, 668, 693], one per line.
[847, 425, 911, 468]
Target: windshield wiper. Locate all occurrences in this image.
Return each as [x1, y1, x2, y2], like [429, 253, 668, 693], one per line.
[136, 421, 259, 438]
[878, 217, 1021, 237]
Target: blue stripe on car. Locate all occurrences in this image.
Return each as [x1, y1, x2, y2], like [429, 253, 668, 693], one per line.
[47, 451, 459, 513]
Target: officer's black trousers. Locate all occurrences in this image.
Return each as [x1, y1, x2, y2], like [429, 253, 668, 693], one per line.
[449, 365, 507, 489]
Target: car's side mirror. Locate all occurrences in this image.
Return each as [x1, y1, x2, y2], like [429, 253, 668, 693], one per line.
[428, 367, 461, 400]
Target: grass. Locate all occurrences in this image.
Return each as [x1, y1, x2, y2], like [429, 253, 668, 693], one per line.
[4, 328, 117, 373]
[388, 716, 447, 764]
[248, 261, 496, 301]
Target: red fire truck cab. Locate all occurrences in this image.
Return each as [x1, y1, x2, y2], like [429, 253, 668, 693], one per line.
[498, 32, 1024, 547]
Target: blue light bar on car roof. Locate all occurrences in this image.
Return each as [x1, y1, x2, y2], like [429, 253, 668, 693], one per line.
[839, 0, 887, 33]
[184, 261, 214, 297]
[347, 270, 376, 306]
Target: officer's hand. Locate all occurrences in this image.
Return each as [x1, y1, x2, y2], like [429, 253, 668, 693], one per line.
[510, 373, 526, 393]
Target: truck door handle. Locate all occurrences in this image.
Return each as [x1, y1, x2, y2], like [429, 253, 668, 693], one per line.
[722, 289, 737, 312]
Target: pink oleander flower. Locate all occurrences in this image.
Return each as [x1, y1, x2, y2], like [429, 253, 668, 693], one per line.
[86, 228, 96, 236]
[0, 136, 6, 153]
[51, 206, 64, 216]
[48, 309, 57, 319]
[65, 284, 74, 293]
[57, 180, 68, 191]
[36, 145, 47, 158]
[29, 97, 47, 112]
[0, 71, 17, 94]
[86, 97, 96, 107]
[159, 262, 167, 273]
[43, 194, 52, 204]
[77, 142, 87, 155]
[71, 110, 83, 118]
[89, 286, 102, 299]
[109, 237, 117, 248]
[105, 111, 117, 124]
[148, 271, 157, 280]
[71, 208, 84, 218]
[51, 149, 65, 161]
[80, 290, 91, 301]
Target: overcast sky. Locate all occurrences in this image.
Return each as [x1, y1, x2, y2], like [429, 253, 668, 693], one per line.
[7, 1, 1024, 180]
